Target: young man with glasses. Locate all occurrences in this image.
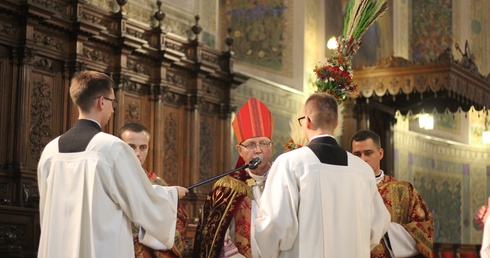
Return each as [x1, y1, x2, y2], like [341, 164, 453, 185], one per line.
[37, 71, 188, 258]
[193, 97, 274, 258]
[255, 92, 390, 257]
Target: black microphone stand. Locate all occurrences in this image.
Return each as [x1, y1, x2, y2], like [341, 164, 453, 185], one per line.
[186, 163, 249, 190]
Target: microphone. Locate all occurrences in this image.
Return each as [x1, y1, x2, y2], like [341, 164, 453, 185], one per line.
[186, 156, 264, 189]
[248, 156, 262, 170]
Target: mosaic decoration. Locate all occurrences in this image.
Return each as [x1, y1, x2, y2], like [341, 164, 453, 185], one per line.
[224, 0, 291, 74]
[411, 0, 453, 62]
[395, 128, 490, 244]
[413, 161, 462, 243]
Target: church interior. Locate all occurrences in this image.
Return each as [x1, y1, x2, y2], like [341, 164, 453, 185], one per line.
[0, 0, 489, 257]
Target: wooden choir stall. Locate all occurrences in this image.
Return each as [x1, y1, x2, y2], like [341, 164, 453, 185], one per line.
[0, 0, 247, 257]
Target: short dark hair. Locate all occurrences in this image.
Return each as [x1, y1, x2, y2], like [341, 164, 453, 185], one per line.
[351, 130, 382, 149]
[304, 92, 338, 128]
[120, 122, 149, 137]
[69, 71, 115, 112]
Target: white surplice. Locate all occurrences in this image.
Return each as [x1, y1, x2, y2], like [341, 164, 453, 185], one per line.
[254, 145, 390, 258]
[37, 133, 178, 258]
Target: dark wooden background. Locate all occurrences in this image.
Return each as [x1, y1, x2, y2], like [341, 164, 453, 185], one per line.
[0, 1, 247, 256]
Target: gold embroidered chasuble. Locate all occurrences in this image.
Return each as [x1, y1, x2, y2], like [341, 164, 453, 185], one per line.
[193, 170, 254, 258]
[371, 174, 434, 258]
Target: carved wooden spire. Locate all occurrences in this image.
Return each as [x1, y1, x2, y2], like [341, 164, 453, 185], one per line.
[116, 0, 127, 14]
[191, 15, 202, 42]
[225, 27, 234, 52]
[154, 0, 166, 27]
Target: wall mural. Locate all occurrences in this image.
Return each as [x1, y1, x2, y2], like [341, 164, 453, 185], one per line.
[411, 0, 453, 62]
[413, 159, 462, 243]
[395, 127, 490, 244]
[223, 0, 293, 76]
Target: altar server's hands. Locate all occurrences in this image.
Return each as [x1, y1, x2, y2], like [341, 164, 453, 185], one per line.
[175, 186, 189, 199]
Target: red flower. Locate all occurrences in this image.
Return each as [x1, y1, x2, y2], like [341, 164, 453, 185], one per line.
[285, 139, 302, 152]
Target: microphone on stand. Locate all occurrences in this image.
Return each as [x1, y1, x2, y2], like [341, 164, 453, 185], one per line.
[248, 155, 262, 170]
[187, 156, 263, 190]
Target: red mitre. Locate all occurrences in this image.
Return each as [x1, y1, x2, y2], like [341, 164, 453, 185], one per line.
[232, 97, 273, 169]
[232, 97, 274, 144]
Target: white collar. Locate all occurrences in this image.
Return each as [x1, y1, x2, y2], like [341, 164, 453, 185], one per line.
[247, 168, 268, 184]
[375, 170, 384, 185]
[309, 134, 335, 142]
[84, 118, 101, 128]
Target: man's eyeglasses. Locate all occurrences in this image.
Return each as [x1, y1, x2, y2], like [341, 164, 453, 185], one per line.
[95, 96, 118, 108]
[297, 116, 306, 126]
[239, 141, 273, 151]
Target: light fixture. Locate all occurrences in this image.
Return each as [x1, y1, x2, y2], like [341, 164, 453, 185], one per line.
[484, 110, 490, 144]
[327, 36, 338, 50]
[418, 114, 434, 130]
[483, 131, 490, 144]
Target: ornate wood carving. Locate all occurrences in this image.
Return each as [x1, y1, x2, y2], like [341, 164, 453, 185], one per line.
[162, 91, 182, 106]
[80, 11, 109, 28]
[219, 103, 234, 119]
[29, 77, 52, 164]
[186, 94, 203, 111]
[127, 60, 150, 76]
[21, 47, 36, 65]
[124, 101, 141, 122]
[0, 23, 16, 36]
[0, 182, 9, 205]
[199, 121, 212, 182]
[82, 47, 111, 64]
[167, 72, 188, 89]
[32, 32, 63, 52]
[22, 184, 39, 209]
[0, 224, 26, 245]
[31, 0, 65, 13]
[354, 48, 490, 114]
[0, 1, 246, 255]
[163, 113, 178, 180]
[33, 58, 53, 71]
[202, 81, 223, 100]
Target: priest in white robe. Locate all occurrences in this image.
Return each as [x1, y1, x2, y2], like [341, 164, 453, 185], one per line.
[37, 71, 188, 258]
[254, 93, 390, 258]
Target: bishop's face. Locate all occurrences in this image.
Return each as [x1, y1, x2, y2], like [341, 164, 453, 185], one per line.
[236, 136, 273, 176]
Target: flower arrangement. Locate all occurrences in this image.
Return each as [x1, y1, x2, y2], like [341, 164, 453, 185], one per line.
[285, 0, 388, 151]
[314, 0, 388, 101]
[284, 139, 302, 152]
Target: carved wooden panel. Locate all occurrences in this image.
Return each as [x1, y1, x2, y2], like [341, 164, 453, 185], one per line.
[160, 108, 182, 186]
[0, 46, 11, 167]
[123, 93, 148, 126]
[0, 171, 13, 206]
[24, 57, 66, 170]
[199, 118, 213, 182]
[0, 206, 39, 256]
[203, 112, 231, 183]
[0, 0, 246, 254]
[0, 10, 19, 47]
[19, 171, 39, 209]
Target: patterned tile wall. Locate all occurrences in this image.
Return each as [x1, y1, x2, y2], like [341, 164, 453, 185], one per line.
[395, 122, 490, 244]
